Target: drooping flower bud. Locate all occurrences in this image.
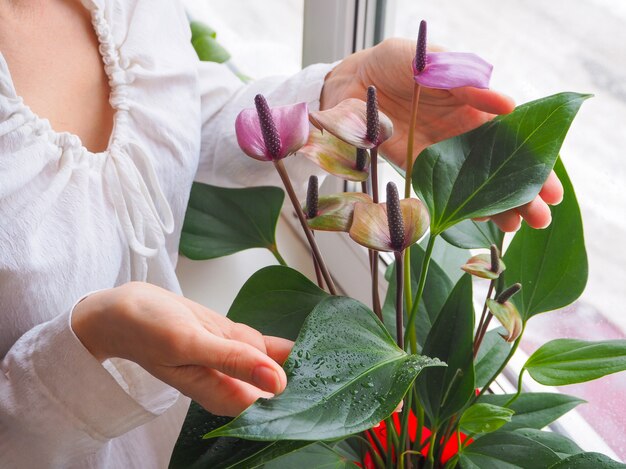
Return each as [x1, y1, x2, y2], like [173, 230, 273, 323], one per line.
[415, 20, 427, 73]
[254, 94, 281, 158]
[356, 148, 368, 172]
[486, 299, 523, 342]
[386, 183, 405, 251]
[497, 283, 522, 304]
[490, 244, 501, 273]
[366, 86, 380, 145]
[306, 176, 319, 219]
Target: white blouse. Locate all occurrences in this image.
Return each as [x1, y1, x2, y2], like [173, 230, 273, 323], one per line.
[0, 0, 331, 467]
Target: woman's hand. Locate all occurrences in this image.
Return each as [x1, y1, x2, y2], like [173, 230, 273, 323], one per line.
[321, 38, 563, 232]
[72, 282, 291, 416]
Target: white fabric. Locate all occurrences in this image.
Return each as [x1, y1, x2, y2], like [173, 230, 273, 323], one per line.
[0, 0, 332, 467]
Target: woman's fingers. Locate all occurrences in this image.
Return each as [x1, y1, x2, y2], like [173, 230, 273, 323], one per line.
[264, 336, 293, 365]
[539, 171, 564, 205]
[491, 210, 522, 232]
[181, 331, 287, 394]
[159, 365, 273, 416]
[449, 87, 516, 115]
[516, 197, 552, 229]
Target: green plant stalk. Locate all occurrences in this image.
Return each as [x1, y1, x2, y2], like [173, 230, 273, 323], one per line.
[436, 416, 458, 465]
[413, 387, 425, 455]
[395, 251, 405, 350]
[273, 160, 337, 295]
[425, 429, 438, 469]
[475, 322, 527, 402]
[405, 235, 437, 352]
[371, 147, 382, 318]
[399, 387, 413, 469]
[385, 416, 394, 469]
[364, 431, 388, 469]
[504, 368, 526, 407]
[403, 84, 421, 339]
[268, 244, 288, 267]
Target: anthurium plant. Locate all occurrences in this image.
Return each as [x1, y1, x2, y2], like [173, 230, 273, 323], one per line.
[171, 20, 626, 469]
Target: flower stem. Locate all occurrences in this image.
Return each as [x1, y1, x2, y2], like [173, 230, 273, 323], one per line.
[405, 83, 421, 199]
[405, 235, 437, 352]
[473, 280, 495, 358]
[273, 160, 337, 295]
[366, 429, 388, 468]
[399, 387, 413, 469]
[370, 146, 382, 318]
[475, 322, 526, 402]
[310, 233, 325, 289]
[504, 368, 526, 407]
[269, 244, 288, 267]
[394, 251, 405, 350]
[425, 430, 437, 469]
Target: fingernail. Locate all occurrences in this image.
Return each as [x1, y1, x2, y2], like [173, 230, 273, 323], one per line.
[252, 365, 281, 393]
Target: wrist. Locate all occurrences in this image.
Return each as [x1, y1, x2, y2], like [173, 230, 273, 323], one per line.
[71, 289, 116, 361]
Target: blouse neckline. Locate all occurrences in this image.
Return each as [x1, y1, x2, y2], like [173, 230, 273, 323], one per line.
[0, 0, 125, 159]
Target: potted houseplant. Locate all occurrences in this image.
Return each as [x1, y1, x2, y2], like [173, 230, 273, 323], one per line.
[170, 21, 626, 469]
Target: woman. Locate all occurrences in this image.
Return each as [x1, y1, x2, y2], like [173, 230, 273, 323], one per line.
[0, 0, 562, 467]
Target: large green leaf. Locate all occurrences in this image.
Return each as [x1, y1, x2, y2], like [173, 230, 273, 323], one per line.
[442, 220, 503, 250]
[503, 159, 587, 319]
[475, 328, 511, 388]
[417, 275, 475, 426]
[382, 243, 454, 347]
[479, 393, 584, 431]
[227, 266, 328, 341]
[412, 93, 589, 235]
[524, 339, 626, 386]
[265, 443, 360, 469]
[459, 403, 514, 435]
[206, 297, 444, 441]
[548, 452, 626, 468]
[514, 428, 582, 459]
[169, 401, 311, 469]
[459, 432, 561, 468]
[180, 183, 284, 260]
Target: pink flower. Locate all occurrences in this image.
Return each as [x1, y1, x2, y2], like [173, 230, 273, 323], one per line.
[413, 20, 493, 90]
[235, 95, 309, 161]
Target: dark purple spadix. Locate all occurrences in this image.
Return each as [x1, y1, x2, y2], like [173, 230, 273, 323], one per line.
[415, 20, 427, 73]
[490, 244, 501, 273]
[306, 175, 319, 219]
[386, 182, 405, 251]
[366, 86, 380, 145]
[497, 283, 522, 304]
[356, 148, 368, 171]
[254, 94, 281, 158]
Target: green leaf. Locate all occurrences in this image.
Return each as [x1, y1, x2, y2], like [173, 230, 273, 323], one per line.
[548, 452, 626, 468]
[265, 443, 360, 469]
[459, 432, 561, 468]
[503, 159, 588, 320]
[442, 220, 503, 250]
[524, 339, 626, 386]
[417, 275, 475, 425]
[190, 21, 217, 40]
[479, 393, 585, 431]
[514, 428, 582, 459]
[192, 35, 231, 63]
[475, 328, 511, 388]
[459, 403, 514, 435]
[412, 93, 589, 235]
[169, 401, 311, 469]
[227, 266, 328, 341]
[180, 183, 284, 260]
[382, 243, 454, 347]
[206, 297, 444, 441]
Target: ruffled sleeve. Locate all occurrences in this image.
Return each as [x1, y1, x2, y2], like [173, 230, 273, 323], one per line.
[195, 58, 337, 196]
